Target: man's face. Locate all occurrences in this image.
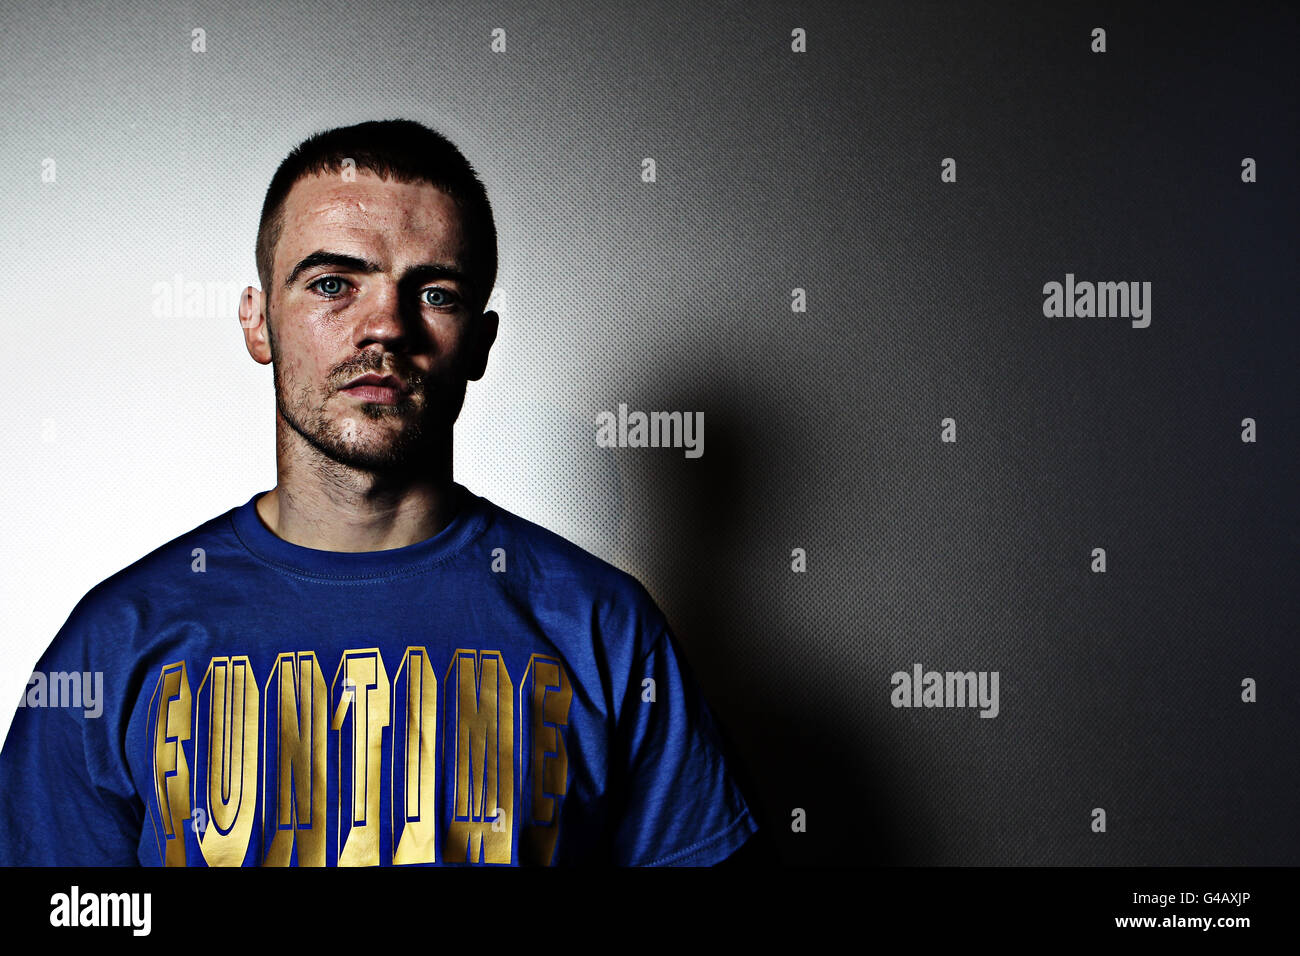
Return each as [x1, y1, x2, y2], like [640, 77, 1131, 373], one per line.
[242, 169, 496, 473]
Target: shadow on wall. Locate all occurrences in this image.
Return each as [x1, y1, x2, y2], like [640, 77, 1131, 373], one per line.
[614, 381, 934, 865]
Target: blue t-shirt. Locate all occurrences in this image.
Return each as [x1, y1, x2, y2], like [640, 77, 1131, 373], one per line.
[0, 485, 757, 866]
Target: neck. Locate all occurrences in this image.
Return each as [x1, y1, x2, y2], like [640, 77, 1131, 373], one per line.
[256, 426, 458, 553]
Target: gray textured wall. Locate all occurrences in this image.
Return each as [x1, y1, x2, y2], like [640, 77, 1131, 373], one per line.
[1, 1, 1295, 864]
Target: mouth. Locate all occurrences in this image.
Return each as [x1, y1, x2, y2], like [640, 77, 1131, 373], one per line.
[339, 372, 410, 405]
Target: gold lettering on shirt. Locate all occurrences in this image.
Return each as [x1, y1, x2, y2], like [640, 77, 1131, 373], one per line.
[332, 649, 390, 867]
[262, 651, 327, 866]
[445, 649, 514, 863]
[195, 656, 259, 866]
[519, 655, 572, 865]
[149, 661, 192, 867]
[391, 647, 438, 864]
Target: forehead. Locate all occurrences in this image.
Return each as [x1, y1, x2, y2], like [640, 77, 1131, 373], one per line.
[275, 169, 466, 274]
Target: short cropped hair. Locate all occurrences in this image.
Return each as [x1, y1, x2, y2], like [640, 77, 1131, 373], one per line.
[255, 119, 497, 312]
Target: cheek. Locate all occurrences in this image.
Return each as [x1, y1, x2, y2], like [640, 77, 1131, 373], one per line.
[431, 319, 474, 364]
[279, 323, 341, 385]
[276, 349, 310, 383]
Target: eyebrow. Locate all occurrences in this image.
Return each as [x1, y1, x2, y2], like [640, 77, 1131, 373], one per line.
[283, 250, 469, 289]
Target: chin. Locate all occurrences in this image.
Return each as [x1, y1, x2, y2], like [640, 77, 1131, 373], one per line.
[336, 425, 435, 468]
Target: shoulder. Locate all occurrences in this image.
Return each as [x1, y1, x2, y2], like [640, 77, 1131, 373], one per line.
[42, 503, 244, 661]
[470, 490, 669, 644]
[474, 492, 650, 599]
[88, 503, 239, 600]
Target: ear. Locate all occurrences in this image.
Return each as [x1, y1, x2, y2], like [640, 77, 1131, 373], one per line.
[239, 285, 273, 365]
[465, 309, 498, 381]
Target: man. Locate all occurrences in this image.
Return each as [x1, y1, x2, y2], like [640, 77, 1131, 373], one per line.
[0, 119, 759, 866]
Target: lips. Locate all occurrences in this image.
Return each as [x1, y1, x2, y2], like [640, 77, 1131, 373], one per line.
[339, 372, 410, 404]
[341, 372, 409, 393]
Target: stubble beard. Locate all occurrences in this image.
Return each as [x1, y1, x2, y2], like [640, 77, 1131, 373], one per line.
[268, 325, 467, 474]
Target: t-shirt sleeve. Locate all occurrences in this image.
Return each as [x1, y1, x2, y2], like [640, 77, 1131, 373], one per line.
[0, 603, 143, 866]
[608, 621, 759, 866]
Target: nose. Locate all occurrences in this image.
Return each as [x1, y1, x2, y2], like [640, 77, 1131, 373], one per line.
[352, 281, 409, 352]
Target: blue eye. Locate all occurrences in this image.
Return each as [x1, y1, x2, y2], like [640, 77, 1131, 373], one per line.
[422, 288, 456, 307]
[309, 276, 349, 297]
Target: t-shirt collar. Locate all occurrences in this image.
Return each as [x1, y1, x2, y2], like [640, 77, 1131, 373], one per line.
[230, 482, 487, 579]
